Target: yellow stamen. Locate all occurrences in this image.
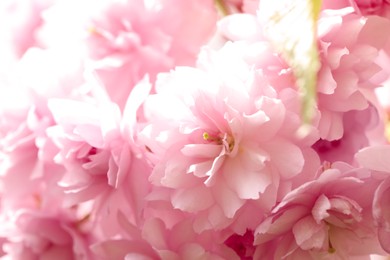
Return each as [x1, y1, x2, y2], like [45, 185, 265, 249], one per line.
[328, 239, 336, 254]
[203, 132, 235, 153]
[203, 132, 221, 143]
[87, 26, 102, 37]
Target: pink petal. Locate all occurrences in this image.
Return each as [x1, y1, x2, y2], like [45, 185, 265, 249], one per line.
[318, 65, 337, 94]
[255, 206, 308, 241]
[255, 96, 285, 141]
[204, 154, 226, 186]
[107, 146, 131, 188]
[181, 144, 221, 158]
[48, 99, 99, 126]
[262, 139, 304, 179]
[74, 124, 104, 148]
[356, 145, 390, 172]
[40, 245, 74, 260]
[171, 185, 214, 213]
[223, 157, 271, 199]
[188, 160, 214, 178]
[373, 179, 390, 229]
[17, 214, 71, 245]
[312, 194, 331, 224]
[318, 110, 344, 140]
[292, 216, 328, 251]
[378, 227, 390, 253]
[242, 110, 270, 140]
[358, 16, 390, 49]
[212, 181, 245, 218]
[91, 239, 156, 259]
[121, 76, 152, 141]
[141, 218, 167, 250]
[181, 243, 207, 259]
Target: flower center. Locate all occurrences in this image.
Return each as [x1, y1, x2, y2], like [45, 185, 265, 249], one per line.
[203, 131, 235, 153]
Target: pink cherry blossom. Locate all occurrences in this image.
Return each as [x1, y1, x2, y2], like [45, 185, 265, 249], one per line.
[39, 0, 218, 110]
[220, 5, 390, 146]
[316, 12, 390, 141]
[139, 42, 319, 232]
[0, 208, 93, 260]
[0, 48, 88, 208]
[46, 94, 153, 230]
[254, 162, 385, 259]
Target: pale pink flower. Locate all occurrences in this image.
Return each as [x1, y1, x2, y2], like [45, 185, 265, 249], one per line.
[316, 11, 390, 140]
[0, 47, 98, 259]
[220, 6, 390, 145]
[45, 78, 153, 237]
[46, 96, 152, 227]
[139, 43, 319, 232]
[0, 48, 87, 208]
[254, 162, 384, 259]
[0, 209, 92, 260]
[40, 0, 217, 110]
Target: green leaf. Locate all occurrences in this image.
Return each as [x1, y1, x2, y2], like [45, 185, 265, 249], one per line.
[259, 0, 322, 123]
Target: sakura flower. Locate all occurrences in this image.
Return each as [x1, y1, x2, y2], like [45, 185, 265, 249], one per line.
[254, 162, 384, 259]
[0, 48, 87, 208]
[221, 5, 390, 145]
[0, 209, 93, 260]
[46, 96, 152, 228]
[45, 77, 155, 236]
[0, 46, 102, 259]
[139, 42, 318, 231]
[40, 0, 218, 109]
[316, 11, 390, 140]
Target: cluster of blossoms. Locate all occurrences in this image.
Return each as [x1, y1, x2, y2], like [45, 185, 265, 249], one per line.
[1, 0, 390, 259]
